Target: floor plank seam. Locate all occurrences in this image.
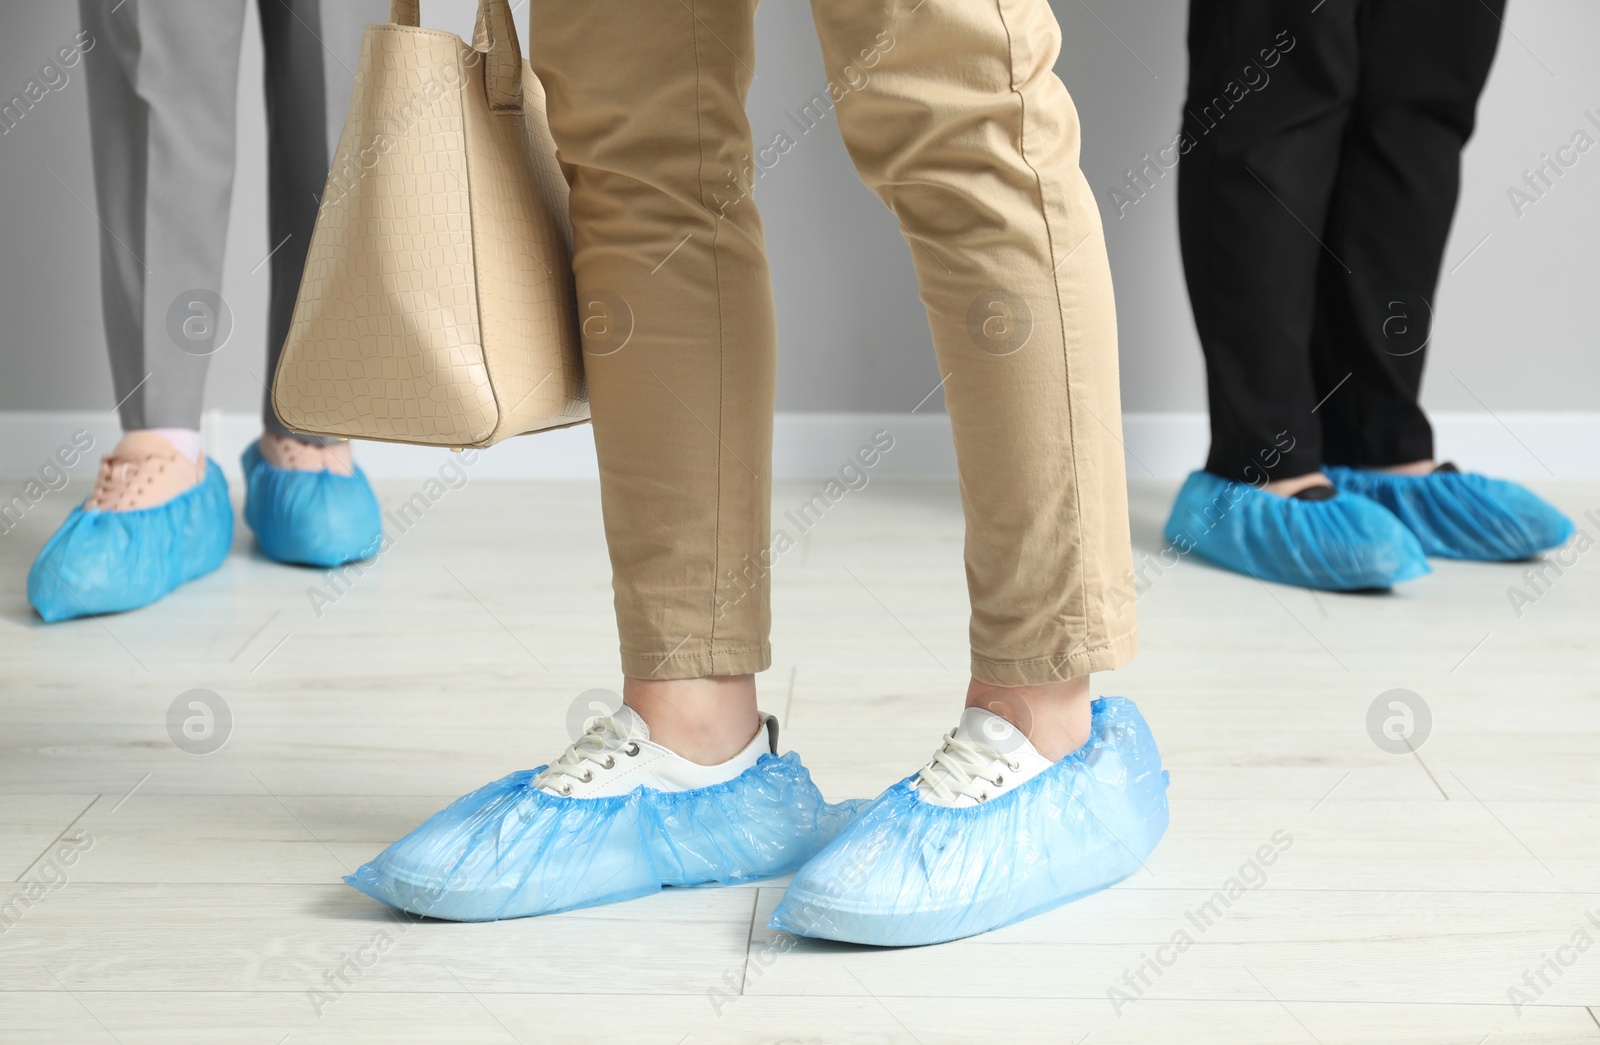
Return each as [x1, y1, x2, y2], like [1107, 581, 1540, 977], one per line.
[227, 610, 280, 664]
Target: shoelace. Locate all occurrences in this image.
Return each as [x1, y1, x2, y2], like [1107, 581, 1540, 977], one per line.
[531, 715, 641, 796]
[87, 452, 184, 511]
[915, 730, 1020, 804]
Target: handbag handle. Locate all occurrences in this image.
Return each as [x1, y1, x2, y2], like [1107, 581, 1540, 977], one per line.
[389, 0, 523, 112]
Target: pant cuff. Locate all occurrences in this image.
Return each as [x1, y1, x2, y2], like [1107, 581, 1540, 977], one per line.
[1204, 447, 1323, 485]
[620, 645, 772, 680]
[971, 630, 1139, 686]
[1322, 438, 1435, 470]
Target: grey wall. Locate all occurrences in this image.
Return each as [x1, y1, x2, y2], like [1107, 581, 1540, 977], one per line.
[1052, 0, 1600, 412]
[0, 0, 388, 418]
[1, 0, 1595, 417]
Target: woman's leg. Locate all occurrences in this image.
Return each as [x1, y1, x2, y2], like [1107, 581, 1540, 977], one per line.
[1178, 0, 1363, 487]
[1160, 1, 1437, 592]
[1311, 1, 1571, 564]
[242, 0, 383, 570]
[810, 0, 1135, 740]
[1311, 0, 1505, 470]
[762, 0, 1172, 947]
[528, 0, 773, 754]
[79, 0, 248, 432]
[256, 0, 336, 449]
[31, 2, 249, 624]
[347, 0, 867, 910]
[342, 1, 867, 926]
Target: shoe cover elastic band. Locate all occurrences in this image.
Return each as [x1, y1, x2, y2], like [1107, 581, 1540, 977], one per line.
[242, 442, 383, 568]
[768, 697, 1170, 947]
[1164, 470, 1430, 591]
[1324, 465, 1574, 561]
[27, 463, 233, 622]
[345, 751, 865, 922]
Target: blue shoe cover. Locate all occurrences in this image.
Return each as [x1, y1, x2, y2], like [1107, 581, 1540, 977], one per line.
[1164, 470, 1430, 590]
[344, 752, 863, 921]
[241, 442, 381, 567]
[1324, 465, 1575, 561]
[768, 697, 1170, 947]
[26, 463, 233, 623]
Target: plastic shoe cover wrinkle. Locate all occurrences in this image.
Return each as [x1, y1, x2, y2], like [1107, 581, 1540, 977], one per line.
[1324, 465, 1574, 561]
[345, 751, 865, 921]
[768, 697, 1170, 947]
[241, 442, 382, 567]
[27, 463, 232, 622]
[1164, 470, 1430, 590]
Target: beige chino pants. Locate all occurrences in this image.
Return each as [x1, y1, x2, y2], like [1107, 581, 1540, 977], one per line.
[528, 0, 1136, 685]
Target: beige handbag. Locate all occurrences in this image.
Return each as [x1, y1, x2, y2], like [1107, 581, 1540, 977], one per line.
[273, 0, 587, 449]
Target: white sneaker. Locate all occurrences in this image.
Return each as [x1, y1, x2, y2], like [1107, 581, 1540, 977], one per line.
[347, 704, 856, 923]
[914, 707, 1057, 807]
[770, 697, 1171, 946]
[532, 706, 778, 798]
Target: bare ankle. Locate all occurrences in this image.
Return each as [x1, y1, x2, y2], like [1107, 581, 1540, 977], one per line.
[623, 674, 761, 766]
[966, 674, 1093, 762]
[1373, 459, 1435, 477]
[1262, 471, 1332, 498]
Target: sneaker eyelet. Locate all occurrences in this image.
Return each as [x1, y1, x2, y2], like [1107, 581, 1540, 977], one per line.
[625, 742, 640, 757]
[979, 791, 989, 802]
[992, 774, 1004, 787]
[559, 784, 572, 796]
[602, 756, 615, 770]
[1007, 759, 1020, 771]
[580, 770, 593, 783]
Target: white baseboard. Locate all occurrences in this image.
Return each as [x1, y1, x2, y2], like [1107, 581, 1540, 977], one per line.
[1118, 411, 1600, 482]
[0, 409, 1595, 481]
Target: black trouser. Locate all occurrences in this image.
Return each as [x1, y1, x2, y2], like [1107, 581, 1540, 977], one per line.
[1177, 0, 1504, 483]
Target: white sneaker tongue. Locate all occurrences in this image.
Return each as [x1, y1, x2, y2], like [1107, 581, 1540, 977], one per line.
[955, 706, 1021, 752]
[606, 705, 651, 741]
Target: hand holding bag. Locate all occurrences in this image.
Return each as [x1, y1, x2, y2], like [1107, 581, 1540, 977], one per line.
[273, 0, 586, 448]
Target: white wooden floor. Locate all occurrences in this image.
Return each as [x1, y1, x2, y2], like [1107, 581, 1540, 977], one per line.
[1, 475, 1597, 1044]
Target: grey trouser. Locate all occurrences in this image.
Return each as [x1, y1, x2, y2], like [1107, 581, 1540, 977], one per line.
[78, 0, 330, 441]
